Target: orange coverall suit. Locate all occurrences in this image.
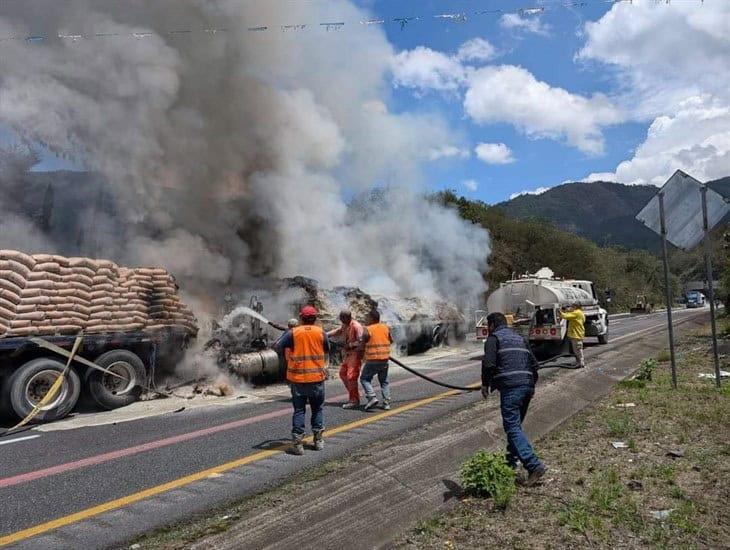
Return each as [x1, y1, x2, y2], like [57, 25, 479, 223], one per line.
[328, 319, 364, 404]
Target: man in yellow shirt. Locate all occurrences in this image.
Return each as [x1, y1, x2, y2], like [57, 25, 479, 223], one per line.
[560, 303, 586, 368]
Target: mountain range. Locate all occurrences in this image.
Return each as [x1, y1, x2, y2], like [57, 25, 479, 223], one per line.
[495, 176, 730, 252]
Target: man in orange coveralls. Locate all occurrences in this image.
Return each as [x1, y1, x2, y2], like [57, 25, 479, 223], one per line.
[327, 309, 364, 409]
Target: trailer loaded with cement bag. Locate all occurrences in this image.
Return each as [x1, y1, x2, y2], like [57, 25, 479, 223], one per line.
[0, 249, 197, 423]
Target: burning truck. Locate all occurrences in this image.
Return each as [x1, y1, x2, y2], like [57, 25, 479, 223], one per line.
[203, 277, 468, 382]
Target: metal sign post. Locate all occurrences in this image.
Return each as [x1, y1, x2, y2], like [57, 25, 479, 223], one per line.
[700, 184, 722, 388]
[637, 170, 729, 389]
[658, 192, 678, 389]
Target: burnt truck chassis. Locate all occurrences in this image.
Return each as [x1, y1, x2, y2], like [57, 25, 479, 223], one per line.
[207, 314, 467, 384]
[0, 327, 191, 423]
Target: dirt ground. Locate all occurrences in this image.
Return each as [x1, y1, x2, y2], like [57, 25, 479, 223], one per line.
[398, 324, 730, 549]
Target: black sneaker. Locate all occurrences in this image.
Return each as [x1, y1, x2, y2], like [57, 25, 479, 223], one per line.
[525, 464, 546, 487]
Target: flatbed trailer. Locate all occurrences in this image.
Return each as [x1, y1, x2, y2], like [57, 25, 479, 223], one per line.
[0, 327, 191, 423]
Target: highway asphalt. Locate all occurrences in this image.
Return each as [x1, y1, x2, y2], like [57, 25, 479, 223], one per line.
[0, 307, 707, 549]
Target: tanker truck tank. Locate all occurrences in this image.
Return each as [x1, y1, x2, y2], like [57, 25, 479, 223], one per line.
[485, 268, 609, 354]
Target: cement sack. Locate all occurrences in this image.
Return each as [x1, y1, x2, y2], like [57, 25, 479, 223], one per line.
[0, 305, 15, 320]
[34, 261, 62, 272]
[65, 278, 95, 290]
[28, 272, 62, 282]
[1, 259, 32, 278]
[92, 284, 115, 294]
[26, 279, 56, 290]
[0, 288, 21, 306]
[0, 270, 27, 289]
[0, 297, 17, 312]
[0, 279, 23, 295]
[0, 250, 36, 270]
[7, 326, 41, 337]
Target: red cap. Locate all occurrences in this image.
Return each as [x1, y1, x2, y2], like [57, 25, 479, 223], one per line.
[300, 305, 318, 318]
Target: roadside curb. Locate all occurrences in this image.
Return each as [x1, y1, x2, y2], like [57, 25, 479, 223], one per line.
[189, 313, 709, 550]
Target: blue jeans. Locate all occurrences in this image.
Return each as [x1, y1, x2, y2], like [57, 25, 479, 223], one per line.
[360, 362, 390, 401]
[290, 382, 325, 438]
[500, 385, 542, 473]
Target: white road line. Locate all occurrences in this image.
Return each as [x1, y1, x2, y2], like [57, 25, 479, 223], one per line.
[0, 434, 40, 446]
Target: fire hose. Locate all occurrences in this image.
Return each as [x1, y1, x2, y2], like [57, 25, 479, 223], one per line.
[388, 353, 577, 392]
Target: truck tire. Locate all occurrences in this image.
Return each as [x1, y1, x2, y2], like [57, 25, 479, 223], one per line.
[598, 328, 609, 345]
[7, 358, 81, 422]
[85, 350, 146, 410]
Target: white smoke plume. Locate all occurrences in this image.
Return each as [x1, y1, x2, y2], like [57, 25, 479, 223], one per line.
[0, 0, 490, 310]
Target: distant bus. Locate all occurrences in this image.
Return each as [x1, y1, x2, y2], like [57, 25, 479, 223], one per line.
[686, 291, 706, 308]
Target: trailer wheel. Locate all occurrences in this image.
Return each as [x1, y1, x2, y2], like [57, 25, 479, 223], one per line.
[7, 358, 81, 422]
[86, 350, 146, 410]
[598, 328, 609, 345]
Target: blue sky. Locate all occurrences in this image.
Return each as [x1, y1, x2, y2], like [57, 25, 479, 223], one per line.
[6, 0, 729, 206]
[367, 0, 643, 202]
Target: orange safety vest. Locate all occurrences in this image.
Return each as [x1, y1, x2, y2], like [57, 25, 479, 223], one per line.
[364, 323, 391, 362]
[287, 325, 327, 383]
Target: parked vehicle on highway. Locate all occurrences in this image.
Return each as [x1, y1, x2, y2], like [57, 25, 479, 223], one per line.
[485, 267, 609, 356]
[0, 249, 196, 423]
[686, 290, 706, 308]
[630, 294, 654, 314]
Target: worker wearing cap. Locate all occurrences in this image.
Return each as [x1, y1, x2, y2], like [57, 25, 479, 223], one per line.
[360, 310, 393, 411]
[327, 310, 364, 409]
[560, 303, 586, 368]
[276, 305, 330, 455]
[482, 312, 546, 486]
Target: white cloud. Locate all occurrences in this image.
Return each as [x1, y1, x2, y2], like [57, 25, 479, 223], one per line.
[475, 142, 515, 165]
[464, 65, 622, 154]
[462, 179, 479, 192]
[586, 95, 730, 185]
[456, 38, 497, 63]
[499, 13, 550, 36]
[391, 46, 466, 94]
[509, 187, 549, 200]
[578, 0, 730, 185]
[428, 145, 470, 161]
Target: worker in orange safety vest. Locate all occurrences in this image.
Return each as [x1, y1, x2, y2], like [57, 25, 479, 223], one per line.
[276, 305, 330, 455]
[360, 309, 393, 411]
[327, 309, 364, 409]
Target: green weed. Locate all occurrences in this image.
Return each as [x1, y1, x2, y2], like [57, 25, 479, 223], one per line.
[636, 358, 658, 381]
[459, 450, 516, 509]
[558, 499, 602, 534]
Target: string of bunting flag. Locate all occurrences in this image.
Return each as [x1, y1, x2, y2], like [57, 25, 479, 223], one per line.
[0, 0, 705, 44]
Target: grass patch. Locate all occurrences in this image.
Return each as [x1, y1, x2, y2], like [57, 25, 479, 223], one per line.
[399, 324, 730, 550]
[459, 450, 516, 509]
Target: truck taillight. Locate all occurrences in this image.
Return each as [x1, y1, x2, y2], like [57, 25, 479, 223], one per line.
[550, 328, 557, 336]
[542, 329, 549, 335]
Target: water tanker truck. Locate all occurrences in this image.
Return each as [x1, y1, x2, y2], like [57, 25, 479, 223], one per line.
[484, 268, 609, 356]
[0, 249, 197, 423]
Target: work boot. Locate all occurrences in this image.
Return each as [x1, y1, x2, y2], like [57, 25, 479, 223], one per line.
[342, 401, 359, 410]
[364, 396, 379, 411]
[313, 431, 324, 451]
[290, 435, 304, 456]
[382, 400, 391, 411]
[525, 464, 546, 487]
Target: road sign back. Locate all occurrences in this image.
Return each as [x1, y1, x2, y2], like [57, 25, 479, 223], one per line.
[636, 170, 728, 250]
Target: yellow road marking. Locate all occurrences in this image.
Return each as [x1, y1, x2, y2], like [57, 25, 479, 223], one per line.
[0, 384, 478, 547]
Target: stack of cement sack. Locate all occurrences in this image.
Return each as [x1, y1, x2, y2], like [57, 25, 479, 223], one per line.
[0, 250, 197, 338]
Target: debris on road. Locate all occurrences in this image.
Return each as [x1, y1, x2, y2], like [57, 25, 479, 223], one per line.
[666, 448, 685, 458]
[649, 509, 674, 521]
[698, 370, 729, 380]
[611, 441, 629, 449]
